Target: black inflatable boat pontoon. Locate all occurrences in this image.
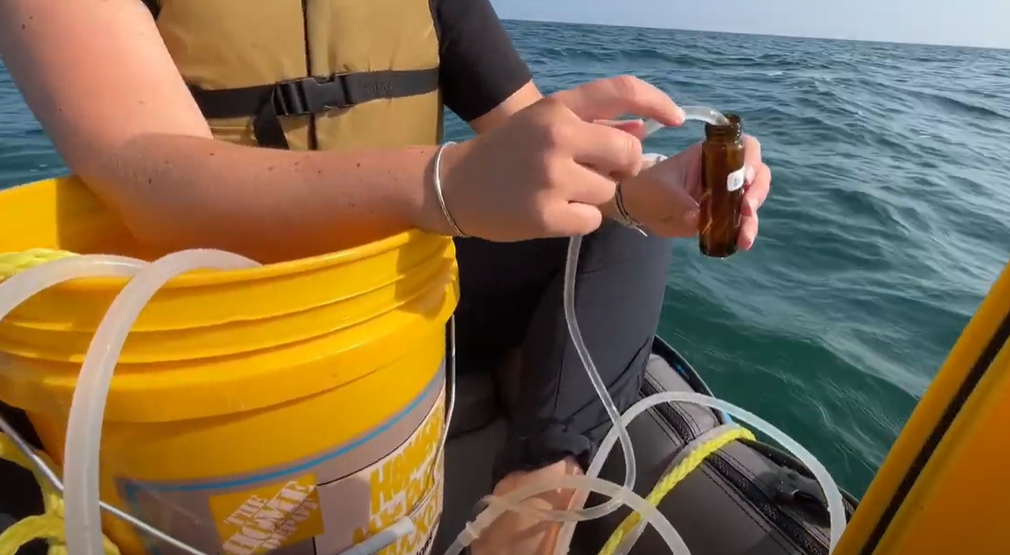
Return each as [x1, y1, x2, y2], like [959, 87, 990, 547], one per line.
[435, 337, 857, 555]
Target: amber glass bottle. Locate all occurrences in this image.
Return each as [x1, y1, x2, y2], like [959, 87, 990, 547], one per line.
[698, 114, 745, 258]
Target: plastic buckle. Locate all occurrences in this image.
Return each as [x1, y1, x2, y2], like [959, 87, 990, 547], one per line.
[273, 75, 351, 117]
[767, 466, 829, 522]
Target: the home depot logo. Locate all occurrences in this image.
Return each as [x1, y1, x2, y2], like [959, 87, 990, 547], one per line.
[350, 392, 445, 555]
[210, 476, 325, 555]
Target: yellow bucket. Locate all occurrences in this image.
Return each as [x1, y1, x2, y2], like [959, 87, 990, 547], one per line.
[0, 177, 459, 555]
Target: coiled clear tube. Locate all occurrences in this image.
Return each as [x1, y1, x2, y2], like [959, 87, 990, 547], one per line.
[550, 105, 735, 555]
[62, 250, 260, 555]
[449, 105, 845, 555]
[561, 235, 638, 518]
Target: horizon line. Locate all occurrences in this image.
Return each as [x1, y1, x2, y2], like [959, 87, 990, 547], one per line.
[500, 17, 1009, 51]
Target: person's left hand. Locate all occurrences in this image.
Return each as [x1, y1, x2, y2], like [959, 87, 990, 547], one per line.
[601, 121, 771, 249]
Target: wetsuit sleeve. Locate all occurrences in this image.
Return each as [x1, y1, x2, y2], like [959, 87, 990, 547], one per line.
[434, 0, 533, 123]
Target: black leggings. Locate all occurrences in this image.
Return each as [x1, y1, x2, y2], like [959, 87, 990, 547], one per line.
[453, 221, 671, 485]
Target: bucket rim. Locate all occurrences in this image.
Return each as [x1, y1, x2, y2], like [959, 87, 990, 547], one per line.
[8, 225, 444, 292]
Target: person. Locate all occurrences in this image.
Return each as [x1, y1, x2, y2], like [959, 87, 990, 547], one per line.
[0, 1, 771, 554]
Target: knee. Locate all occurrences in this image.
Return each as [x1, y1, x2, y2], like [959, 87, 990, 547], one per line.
[493, 428, 595, 486]
[584, 220, 672, 274]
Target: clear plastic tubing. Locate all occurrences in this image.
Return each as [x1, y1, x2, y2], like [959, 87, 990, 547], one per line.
[61, 250, 260, 555]
[444, 110, 724, 555]
[553, 105, 735, 525]
[561, 235, 636, 516]
[551, 106, 735, 555]
[643, 104, 730, 136]
[446, 392, 845, 555]
[449, 105, 844, 555]
[0, 255, 147, 555]
[0, 256, 148, 321]
[601, 392, 846, 553]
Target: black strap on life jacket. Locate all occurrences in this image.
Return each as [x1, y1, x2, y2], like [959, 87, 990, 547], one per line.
[139, 1, 439, 150]
[186, 69, 440, 149]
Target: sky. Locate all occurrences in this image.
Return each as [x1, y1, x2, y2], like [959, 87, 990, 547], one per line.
[491, 0, 1010, 49]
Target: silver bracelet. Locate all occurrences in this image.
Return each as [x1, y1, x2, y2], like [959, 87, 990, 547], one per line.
[614, 180, 646, 236]
[612, 153, 666, 235]
[433, 141, 468, 238]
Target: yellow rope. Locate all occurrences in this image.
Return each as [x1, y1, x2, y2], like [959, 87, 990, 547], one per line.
[2, 247, 110, 554]
[597, 426, 757, 555]
[0, 249, 78, 281]
[0, 433, 120, 555]
[0, 248, 121, 554]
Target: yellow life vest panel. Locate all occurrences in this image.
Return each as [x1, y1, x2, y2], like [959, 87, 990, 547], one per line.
[142, 0, 443, 151]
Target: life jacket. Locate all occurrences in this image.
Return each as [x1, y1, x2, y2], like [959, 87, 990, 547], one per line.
[142, 0, 444, 151]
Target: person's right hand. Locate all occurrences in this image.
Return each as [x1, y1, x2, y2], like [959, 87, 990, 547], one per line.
[437, 76, 685, 242]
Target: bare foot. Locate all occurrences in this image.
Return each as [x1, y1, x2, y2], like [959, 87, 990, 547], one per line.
[470, 457, 584, 555]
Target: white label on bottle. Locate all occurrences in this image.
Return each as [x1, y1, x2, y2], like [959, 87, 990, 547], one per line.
[726, 166, 746, 192]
